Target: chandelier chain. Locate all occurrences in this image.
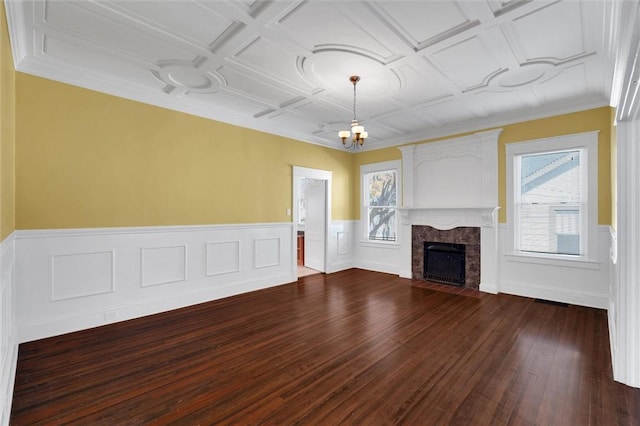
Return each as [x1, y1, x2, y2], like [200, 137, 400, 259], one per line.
[353, 80, 357, 122]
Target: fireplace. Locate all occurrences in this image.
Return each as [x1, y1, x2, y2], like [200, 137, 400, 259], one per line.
[424, 242, 466, 286]
[412, 226, 481, 290]
[397, 129, 502, 293]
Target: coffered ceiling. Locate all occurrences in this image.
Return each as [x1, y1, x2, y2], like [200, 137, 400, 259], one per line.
[4, 0, 637, 150]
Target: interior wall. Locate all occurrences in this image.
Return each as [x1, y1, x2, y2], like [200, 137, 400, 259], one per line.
[1, 3, 14, 240]
[0, 2, 17, 424]
[15, 73, 356, 230]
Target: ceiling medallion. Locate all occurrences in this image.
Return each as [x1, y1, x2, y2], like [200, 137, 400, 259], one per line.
[338, 75, 367, 149]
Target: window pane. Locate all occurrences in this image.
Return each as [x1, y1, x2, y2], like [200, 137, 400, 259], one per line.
[368, 207, 396, 241]
[521, 150, 580, 203]
[518, 149, 582, 255]
[519, 204, 581, 255]
[366, 169, 397, 242]
[367, 171, 396, 207]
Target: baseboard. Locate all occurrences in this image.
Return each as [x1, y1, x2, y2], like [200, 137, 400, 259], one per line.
[608, 303, 619, 380]
[500, 279, 608, 309]
[354, 260, 399, 275]
[399, 269, 412, 279]
[326, 260, 354, 274]
[479, 282, 498, 294]
[0, 344, 18, 425]
[19, 271, 294, 343]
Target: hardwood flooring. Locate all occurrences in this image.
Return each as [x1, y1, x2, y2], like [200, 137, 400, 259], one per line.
[11, 269, 640, 425]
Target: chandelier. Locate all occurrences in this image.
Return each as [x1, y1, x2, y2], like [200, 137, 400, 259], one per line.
[338, 75, 367, 149]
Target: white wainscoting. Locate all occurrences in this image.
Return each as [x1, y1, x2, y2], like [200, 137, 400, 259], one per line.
[499, 224, 611, 309]
[354, 237, 402, 275]
[0, 234, 17, 426]
[15, 223, 295, 343]
[325, 220, 357, 274]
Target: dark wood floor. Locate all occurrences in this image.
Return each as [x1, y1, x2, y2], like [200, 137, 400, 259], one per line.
[11, 269, 640, 425]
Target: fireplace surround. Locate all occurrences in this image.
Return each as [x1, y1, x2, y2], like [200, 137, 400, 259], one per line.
[413, 226, 480, 289]
[397, 129, 503, 294]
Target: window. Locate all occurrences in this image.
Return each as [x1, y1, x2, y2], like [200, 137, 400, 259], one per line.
[517, 149, 582, 255]
[361, 160, 401, 242]
[507, 132, 598, 262]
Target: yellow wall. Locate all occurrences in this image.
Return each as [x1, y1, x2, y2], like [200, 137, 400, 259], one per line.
[355, 107, 613, 225]
[13, 65, 614, 230]
[0, 2, 15, 240]
[16, 74, 355, 229]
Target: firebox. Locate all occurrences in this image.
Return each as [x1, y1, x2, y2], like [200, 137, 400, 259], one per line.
[423, 242, 466, 286]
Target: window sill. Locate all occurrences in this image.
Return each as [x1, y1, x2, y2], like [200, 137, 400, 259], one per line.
[358, 240, 400, 249]
[504, 252, 600, 270]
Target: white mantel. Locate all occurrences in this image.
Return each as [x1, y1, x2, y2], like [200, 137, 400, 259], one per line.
[397, 129, 503, 293]
[398, 206, 500, 230]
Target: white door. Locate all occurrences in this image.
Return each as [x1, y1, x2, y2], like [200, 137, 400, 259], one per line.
[304, 180, 326, 272]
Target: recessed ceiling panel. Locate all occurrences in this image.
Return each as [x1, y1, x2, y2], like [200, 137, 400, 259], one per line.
[509, 1, 587, 62]
[232, 37, 308, 89]
[417, 98, 480, 124]
[41, 34, 166, 90]
[472, 90, 529, 116]
[378, 111, 435, 133]
[41, 0, 195, 63]
[534, 63, 588, 103]
[374, 1, 475, 48]
[275, 2, 395, 60]
[218, 67, 299, 106]
[106, 1, 235, 47]
[395, 64, 452, 106]
[293, 101, 345, 125]
[429, 36, 504, 91]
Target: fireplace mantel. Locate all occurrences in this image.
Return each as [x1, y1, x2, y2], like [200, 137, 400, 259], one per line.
[398, 206, 500, 230]
[397, 129, 502, 294]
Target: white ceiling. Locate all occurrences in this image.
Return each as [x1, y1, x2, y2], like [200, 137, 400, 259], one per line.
[4, 0, 638, 150]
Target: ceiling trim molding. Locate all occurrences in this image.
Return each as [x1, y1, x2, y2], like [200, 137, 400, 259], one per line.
[4, 0, 30, 67]
[609, 0, 640, 122]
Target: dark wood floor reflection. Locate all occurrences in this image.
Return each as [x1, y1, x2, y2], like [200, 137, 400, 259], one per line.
[11, 269, 640, 425]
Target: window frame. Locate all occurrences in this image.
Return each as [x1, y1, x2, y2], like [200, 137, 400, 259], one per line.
[360, 160, 402, 245]
[506, 131, 599, 265]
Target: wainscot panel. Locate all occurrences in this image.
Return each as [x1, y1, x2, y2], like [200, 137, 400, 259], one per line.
[15, 223, 294, 343]
[326, 220, 357, 274]
[498, 224, 611, 309]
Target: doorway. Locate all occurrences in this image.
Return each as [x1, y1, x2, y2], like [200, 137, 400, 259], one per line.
[292, 167, 331, 278]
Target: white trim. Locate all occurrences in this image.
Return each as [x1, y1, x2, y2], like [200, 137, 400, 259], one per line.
[360, 159, 402, 244]
[611, 119, 640, 388]
[0, 233, 17, 426]
[506, 131, 599, 262]
[504, 253, 600, 270]
[14, 222, 292, 239]
[292, 166, 332, 277]
[500, 279, 608, 310]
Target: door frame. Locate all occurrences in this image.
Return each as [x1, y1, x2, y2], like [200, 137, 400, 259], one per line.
[292, 166, 331, 278]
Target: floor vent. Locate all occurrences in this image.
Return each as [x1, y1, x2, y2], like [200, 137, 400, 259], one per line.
[534, 298, 569, 307]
